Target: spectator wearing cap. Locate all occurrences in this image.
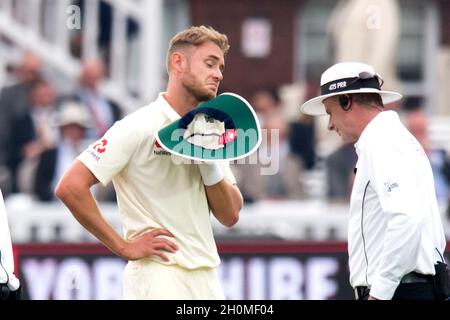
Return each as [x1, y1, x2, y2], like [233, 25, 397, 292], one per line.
[34, 101, 92, 201]
[300, 62, 447, 300]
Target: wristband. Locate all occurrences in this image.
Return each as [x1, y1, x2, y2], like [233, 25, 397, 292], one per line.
[198, 162, 225, 186]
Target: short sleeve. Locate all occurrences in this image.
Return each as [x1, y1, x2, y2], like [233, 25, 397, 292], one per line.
[78, 120, 140, 186]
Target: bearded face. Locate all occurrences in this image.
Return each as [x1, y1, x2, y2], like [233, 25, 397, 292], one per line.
[180, 41, 225, 102]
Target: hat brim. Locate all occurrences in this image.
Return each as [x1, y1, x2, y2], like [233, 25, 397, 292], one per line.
[156, 92, 262, 162]
[57, 120, 92, 129]
[300, 89, 403, 116]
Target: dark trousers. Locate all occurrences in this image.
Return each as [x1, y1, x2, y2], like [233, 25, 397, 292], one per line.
[355, 281, 437, 300]
[392, 282, 437, 300]
[0, 284, 22, 301]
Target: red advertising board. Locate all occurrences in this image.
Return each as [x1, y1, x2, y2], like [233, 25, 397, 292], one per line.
[13, 241, 450, 300]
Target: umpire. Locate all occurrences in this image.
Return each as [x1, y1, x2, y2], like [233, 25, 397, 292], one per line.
[300, 62, 448, 300]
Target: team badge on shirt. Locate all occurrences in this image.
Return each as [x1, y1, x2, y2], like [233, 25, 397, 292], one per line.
[93, 139, 108, 153]
[86, 138, 108, 161]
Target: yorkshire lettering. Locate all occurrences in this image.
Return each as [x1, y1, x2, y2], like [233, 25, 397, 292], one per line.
[21, 257, 125, 300]
[218, 256, 339, 299]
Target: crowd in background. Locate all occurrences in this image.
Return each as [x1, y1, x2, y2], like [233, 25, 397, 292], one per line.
[0, 0, 449, 214]
[0, 53, 120, 202]
[0, 51, 448, 217]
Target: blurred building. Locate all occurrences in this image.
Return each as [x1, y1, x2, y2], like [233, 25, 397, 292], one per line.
[0, 0, 190, 114]
[0, 0, 449, 195]
[190, 0, 450, 116]
[1, 1, 450, 301]
[0, 0, 448, 115]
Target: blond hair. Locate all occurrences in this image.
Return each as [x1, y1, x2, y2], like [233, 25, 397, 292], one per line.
[166, 25, 230, 73]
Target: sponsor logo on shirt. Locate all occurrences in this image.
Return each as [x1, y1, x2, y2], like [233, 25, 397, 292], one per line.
[86, 149, 100, 161]
[384, 180, 399, 192]
[153, 139, 170, 156]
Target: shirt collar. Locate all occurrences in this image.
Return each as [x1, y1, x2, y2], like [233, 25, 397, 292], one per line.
[354, 110, 399, 155]
[158, 92, 181, 122]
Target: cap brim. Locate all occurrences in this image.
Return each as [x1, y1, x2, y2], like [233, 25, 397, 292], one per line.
[156, 92, 262, 162]
[300, 89, 403, 116]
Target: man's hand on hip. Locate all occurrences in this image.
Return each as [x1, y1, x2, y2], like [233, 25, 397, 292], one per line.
[121, 228, 179, 261]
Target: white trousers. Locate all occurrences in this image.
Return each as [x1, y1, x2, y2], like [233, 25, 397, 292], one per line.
[123, 259, 225, 300]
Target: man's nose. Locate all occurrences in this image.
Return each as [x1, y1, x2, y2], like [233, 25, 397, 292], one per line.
[215, 69, 223, 81]
[327, 118, 334, 131]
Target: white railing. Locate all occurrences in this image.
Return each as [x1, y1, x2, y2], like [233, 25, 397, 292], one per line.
[5, 194, 450, 244]
[0, 0, 166, 113]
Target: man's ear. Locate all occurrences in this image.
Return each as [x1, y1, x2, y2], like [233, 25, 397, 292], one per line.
[170, 52, 187, 73]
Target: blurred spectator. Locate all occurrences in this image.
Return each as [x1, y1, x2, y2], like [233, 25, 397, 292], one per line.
[34, 101, 92, 201]
[289, 115, 316, 170]
[71, 59, 122, 140]
[69, 31, 83, 59]
[325, 142, 357, 202]
[7, 80, 58, 194]
[250, 86, 312, 184]
[233, 112, 305, 202]
[288, 81, 318, 170]
[250, 87, 282, 128]
[0, 52, 42, 193]
[315, 114, 343, 159]
[405, 109, 450, 203]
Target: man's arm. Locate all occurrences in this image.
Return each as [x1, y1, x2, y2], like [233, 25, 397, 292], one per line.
[55, 160, 178, 261]
[199, 163, 243, 227]
[205, 180, 243, 227]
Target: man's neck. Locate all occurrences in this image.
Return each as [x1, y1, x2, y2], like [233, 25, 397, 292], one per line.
[164, 80, 200, 116]
[355, 108, 383, 139]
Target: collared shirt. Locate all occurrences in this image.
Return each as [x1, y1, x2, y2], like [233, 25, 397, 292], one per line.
[79, 89, 114, 139]
[0, 189, 20, 290]
[78, 93, 236, 269]
[349, 110, 446, 300]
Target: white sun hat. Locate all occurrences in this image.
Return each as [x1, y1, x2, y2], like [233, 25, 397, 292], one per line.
[300, 62, 403, 116]
[57, 101, 92, 128]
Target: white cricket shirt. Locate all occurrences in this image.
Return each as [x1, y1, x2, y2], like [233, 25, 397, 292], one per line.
[78, 93, 236, 269]
[349, 111, 446, 300]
